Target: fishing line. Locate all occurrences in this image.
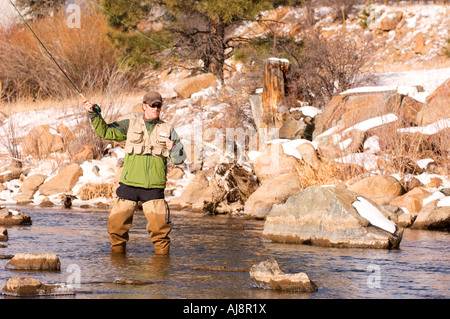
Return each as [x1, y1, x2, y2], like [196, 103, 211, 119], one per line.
[8, 0, 85, 96]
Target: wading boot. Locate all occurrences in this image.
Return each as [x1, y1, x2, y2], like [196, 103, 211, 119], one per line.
[111, 243, 126, 254]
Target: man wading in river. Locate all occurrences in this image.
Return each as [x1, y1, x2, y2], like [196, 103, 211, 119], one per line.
[83, 91, 186, 255]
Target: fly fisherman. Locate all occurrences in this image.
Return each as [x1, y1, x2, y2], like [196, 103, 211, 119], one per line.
[83, 91, 186, 255]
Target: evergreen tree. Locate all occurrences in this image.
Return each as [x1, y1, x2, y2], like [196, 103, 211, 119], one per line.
[101, 0, 302, 80]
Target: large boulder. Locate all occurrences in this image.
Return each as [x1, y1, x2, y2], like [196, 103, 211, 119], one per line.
[21, 125, 65, 158]
[38, 163, 83, 196]
[262, 186, 403, 249]
[252, 142, 303, 184]
[417, 78, 450, 126]
[13, 174, 47, 203]
[250, 258, 317, 292]
[347, 175, 404, 205]
[314, 88, 400, 137]
[379, 11, 403, 31]
[243, 173, 302, 219]
[411, 201, 450, 231]
[389, 187, 431, 218]
[5, 253, 61, 271]
[173, 73, 218, 99]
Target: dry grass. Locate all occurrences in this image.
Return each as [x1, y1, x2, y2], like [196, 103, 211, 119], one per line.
[295, 158, 343, 189]
[0, 6, 133, 101]
[76, 183, 115, 200]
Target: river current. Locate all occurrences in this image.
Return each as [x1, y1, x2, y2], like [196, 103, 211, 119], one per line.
[0, 207, 449, 299]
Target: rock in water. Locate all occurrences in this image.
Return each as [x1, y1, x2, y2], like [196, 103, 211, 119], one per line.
[6, 253, 61, 271]
[1, 276, 74, 296]
[0, 207, 32, 226]
[249, 258, 317, 292]
[262, 186, 403, 249]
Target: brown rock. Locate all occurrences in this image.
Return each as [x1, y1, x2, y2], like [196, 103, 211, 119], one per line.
[0, 227, 7, 241]
[19, 174, 47, 196]
[39, 163, 83, 196]
[389, 187, 431, 217]
[243, 173, 301, 219]
[173, 73, 218, 99]
[296, 142, 321, 169]
[417, 78, 450, 126]
[2, 276, 74, 296]
[6, 253, 61, 271]
[348, 175, 404, 205]
[252, 142, 302, 184]
[179, 170, 210, 206]
[412, 204, 450, 230]
[21, 125, 65, 158]
[0, 207, 32, 226]
[250, 258, 317, 292]
[379, 11, 403, 31]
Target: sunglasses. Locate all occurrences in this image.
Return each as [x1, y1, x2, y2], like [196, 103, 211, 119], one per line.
[145, 103, 162, 109]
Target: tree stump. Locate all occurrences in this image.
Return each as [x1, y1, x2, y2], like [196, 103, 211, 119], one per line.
[261, 58, 291, 131]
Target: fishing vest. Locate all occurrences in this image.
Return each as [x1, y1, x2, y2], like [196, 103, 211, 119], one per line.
[124, 117, 173, 158]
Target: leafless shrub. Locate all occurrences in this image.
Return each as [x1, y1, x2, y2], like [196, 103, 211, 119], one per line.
[287, 30, 374, 108]
[0, 106, 22, 167]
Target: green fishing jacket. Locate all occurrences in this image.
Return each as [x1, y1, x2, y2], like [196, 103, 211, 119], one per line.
[88, 112, 186, 189]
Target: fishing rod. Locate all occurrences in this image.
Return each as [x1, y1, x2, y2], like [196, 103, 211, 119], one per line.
[7, 0, 96, 111]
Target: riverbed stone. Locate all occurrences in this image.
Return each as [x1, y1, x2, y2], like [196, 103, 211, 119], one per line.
[1, 276, 74, 296]
[0, 207, 32, 226]
[262, 186, 403, 249]
[0, 227, 7, 241]
[5, 253, 61, 271]
[249, 258, 317, 292]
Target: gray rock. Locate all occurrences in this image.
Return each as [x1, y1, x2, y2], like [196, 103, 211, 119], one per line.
[249, 258, 317, 292]
[262, 186, 403, 249]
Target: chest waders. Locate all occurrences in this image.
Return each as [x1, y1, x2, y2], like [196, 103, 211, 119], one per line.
[108, 118, 173, 255]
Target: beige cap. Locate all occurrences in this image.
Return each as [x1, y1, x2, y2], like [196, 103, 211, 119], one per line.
[143, 91, 162, 105]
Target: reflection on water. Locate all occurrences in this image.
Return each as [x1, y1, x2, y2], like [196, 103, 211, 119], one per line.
[0, 207, 449, 299]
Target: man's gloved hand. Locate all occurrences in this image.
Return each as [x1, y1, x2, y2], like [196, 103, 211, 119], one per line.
[82, 99, 101, 115]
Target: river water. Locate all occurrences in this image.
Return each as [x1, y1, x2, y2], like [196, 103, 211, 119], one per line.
[0, 207, 449, 299]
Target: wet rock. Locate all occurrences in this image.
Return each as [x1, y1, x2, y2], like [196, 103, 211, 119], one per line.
[193, 265, 249, 272]
[250, 258, 317, 292]
[412, 204, 450, 231]
[6, 253, 61, 271]
[0, 207, 32, 226]
[0, 227, 8, 241]
[113, 278, 153, 285]
[0, 227, 7, 241]
[262, 186, 403, 249]
[1, 276, 74, 296]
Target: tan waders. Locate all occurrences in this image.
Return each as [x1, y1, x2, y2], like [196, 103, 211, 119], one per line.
[108, 198, 171, 255]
